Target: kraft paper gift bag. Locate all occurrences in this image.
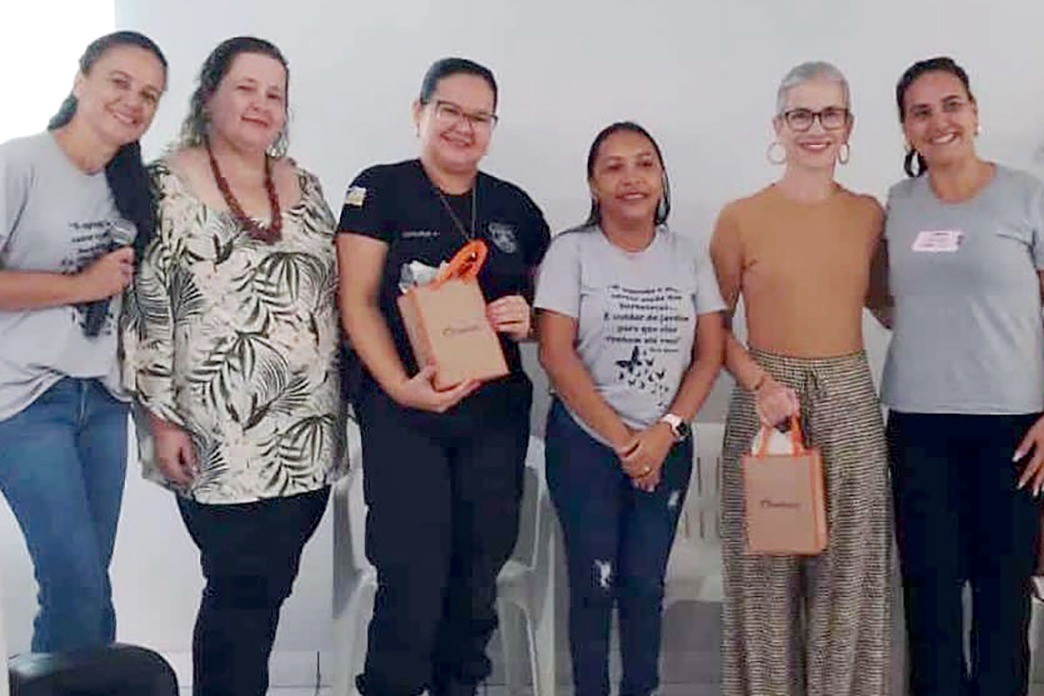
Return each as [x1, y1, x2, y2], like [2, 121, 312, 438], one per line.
[742, 415, 828, 555]
[397, 240, 508, 390]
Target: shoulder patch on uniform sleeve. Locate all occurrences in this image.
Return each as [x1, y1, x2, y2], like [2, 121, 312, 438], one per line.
[345, 186, 367, 207]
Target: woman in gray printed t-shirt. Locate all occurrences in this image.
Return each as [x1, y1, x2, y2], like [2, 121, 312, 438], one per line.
[535, 121, 725, 696]
[869, 56, 1044, 696]
[0, 32, 166, 652]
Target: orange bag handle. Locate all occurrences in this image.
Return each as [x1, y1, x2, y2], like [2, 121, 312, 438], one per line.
[754, 415, 806, 457]
[433, 240, 488, 287]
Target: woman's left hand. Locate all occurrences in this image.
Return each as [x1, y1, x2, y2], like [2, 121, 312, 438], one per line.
[621, 423, 675, 492]
[487, 295, 532, 341]
[1016, 414, 1044, 495]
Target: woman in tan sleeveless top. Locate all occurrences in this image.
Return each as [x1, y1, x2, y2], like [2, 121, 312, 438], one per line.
[710, 61, 892, 696]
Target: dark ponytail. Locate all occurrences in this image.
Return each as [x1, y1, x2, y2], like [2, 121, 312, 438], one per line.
[895, 56, 973, 179]
[48, 31, 167, 255]
[106, 142, 157, 258]
[903, 149, 928, 178]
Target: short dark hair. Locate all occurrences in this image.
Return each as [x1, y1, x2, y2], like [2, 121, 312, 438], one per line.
[180, 36, 290, 156]
[584, 121, 671, 227]
[48, 31, 168, 259]
[419, 57, 498, 111]
[896, 56, 975, 178]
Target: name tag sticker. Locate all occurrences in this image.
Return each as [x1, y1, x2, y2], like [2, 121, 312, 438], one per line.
[912, 229, 964, 253]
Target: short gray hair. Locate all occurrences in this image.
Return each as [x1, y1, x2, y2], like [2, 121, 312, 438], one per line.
[775, 61, 851, 116]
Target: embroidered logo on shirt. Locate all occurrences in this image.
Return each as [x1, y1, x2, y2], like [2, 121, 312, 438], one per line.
[487, 222, 518, 254]
[345, 186, 367, 207]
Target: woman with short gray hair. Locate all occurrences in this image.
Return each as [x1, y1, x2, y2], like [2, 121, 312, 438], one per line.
[711, 61, 892, 695]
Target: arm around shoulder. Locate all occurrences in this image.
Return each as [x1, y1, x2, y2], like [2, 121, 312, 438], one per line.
[865, 198, 894, 329]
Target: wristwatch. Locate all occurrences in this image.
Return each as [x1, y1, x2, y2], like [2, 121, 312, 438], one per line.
[659, 413, 691, 442]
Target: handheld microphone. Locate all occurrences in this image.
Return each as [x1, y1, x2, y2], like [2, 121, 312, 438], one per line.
[83, 219, 137, 338]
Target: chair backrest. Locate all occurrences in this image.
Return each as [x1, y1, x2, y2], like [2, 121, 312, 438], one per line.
[342, 420, 370, 572]
[680, 422, 724, 544]
[509, 437, 546, 570]
[8, 644, 177, 695]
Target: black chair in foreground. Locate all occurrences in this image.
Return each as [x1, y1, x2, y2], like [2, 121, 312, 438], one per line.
[9, 643, 178, 695]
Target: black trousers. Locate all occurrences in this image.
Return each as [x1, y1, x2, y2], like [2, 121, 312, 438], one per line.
[177, 487, 329, 696]
[354, 383, 531, 696]
[888, 411, 1042, 696]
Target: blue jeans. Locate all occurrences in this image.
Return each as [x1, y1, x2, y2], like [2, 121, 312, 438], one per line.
[546, 400, 692, 696]
[0, 378, 128, 652]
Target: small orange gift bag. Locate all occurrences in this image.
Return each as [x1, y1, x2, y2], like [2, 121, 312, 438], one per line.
[397, 240, 509, 390]
[742, 416, 828, 555]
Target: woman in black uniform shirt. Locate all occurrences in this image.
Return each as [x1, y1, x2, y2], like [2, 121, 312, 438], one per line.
[336, 57, 550, 696]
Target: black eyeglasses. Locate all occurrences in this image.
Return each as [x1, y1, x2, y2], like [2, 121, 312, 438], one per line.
[781, 107, 850, 132]
[432, 100, 499, 131]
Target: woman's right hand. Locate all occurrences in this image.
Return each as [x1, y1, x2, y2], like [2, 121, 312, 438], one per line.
[389, 365, 480, 413]
[754, 375, 800, 427]
[149, 416, 197, 486]
[78, 247, 135, 301]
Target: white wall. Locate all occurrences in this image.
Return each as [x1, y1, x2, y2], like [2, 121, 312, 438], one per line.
[115, 0, 1044, 406]
[4, 0, 1044, 685]
[0, 1, 114, 141]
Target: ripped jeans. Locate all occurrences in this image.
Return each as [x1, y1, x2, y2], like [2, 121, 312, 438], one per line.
[545, 399, 692, 696]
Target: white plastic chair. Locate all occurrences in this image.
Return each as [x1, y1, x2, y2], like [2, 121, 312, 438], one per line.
[0, 565, 8, 696]
[1030, 581, 1043, 656]
[331, 420, 372, 696]
[332, 430, 556, 696]
[495, 437, 556, 696]
[663, 422, 725, 609]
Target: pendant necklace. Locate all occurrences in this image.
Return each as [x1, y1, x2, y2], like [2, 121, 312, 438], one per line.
[431, 178, 478, 244]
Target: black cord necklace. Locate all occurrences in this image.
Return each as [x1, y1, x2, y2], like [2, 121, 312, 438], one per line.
[431, 178, 478, 244]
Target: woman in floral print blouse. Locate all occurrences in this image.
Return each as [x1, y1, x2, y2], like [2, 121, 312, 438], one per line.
[123, 36, 346, 696]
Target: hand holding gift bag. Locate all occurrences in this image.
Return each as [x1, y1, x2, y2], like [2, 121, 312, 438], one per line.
[397, 240, 509, 390]
[742, 415, 828, 555]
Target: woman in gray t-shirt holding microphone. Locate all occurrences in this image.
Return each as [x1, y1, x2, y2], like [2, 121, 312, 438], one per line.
[0, 32, 166, 652]
[869, 57, 1044, 696]
[535, 121, 725, 696]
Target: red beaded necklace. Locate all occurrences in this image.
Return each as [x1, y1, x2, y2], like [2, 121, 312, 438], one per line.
[205, 141, 282, 243]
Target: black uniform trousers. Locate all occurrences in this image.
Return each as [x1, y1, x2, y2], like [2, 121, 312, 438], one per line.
[354, 380, 532, 696]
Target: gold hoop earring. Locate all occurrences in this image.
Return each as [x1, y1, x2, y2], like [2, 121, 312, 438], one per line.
[838, 142, 851, 165]
[767, 141, 786, 165]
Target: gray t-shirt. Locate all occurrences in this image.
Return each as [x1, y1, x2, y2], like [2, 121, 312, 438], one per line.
[0, 132, 130, 421]
[534, 225, 725, 442]
[881, 165, 1044, 414]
